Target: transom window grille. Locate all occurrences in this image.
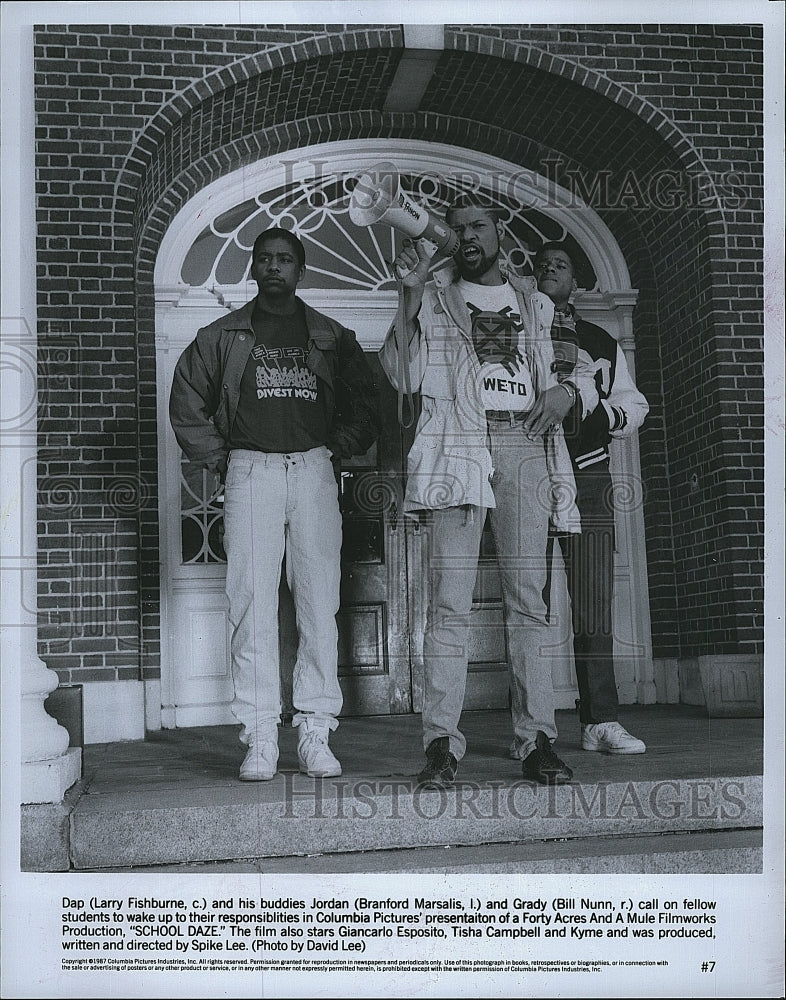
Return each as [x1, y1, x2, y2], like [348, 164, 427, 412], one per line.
[181, 171, 598, 292]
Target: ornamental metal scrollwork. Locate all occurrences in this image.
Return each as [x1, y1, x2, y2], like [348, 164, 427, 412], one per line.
[181, 171, 598, 292]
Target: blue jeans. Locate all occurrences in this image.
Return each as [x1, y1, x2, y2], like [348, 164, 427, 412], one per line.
[222, 447, 343, 743]
[421, 425, 557, 760]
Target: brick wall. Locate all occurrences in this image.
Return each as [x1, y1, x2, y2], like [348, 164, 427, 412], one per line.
[33, 23, 764, 689]
[448, 25, 764, 657]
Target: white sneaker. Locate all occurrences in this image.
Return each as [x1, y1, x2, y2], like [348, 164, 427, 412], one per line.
[297, 718, 342, 777]
[239, 737, 279, 781]
[581, 722, 646, 755]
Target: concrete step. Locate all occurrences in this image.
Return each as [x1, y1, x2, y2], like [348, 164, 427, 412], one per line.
[23, 708, 762, 872]
[89, 828, 763, 875]
[68, 768, 762, 870]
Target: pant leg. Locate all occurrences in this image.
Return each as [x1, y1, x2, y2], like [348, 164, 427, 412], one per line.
[487, 426, 558, 745]
[421, 505, 486, 761]
[560, 465, 618, 723]
[283, 447, 343, 722]
[222, 451, 286, 743]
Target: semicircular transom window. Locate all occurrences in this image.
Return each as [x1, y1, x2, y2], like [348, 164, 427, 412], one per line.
[181, 170, 599, 293]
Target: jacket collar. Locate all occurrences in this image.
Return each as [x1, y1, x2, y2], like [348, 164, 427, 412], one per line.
[221, 296, 334, 342]
[432, 258, 537, 295]
[221, 298, 256, 332]
[435, 262, 539, 337]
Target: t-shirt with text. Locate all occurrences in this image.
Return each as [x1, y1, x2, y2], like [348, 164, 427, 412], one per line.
[229, 302, 330, 453]
[458, 278, 534, 412]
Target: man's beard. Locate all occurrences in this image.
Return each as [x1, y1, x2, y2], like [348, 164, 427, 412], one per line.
[455, 243, 499, 279]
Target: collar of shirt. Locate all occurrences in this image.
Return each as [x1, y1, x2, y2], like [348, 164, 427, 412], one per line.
[550, 302, 578, 338]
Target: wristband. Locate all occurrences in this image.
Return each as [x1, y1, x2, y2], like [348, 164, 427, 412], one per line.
[560, 381, 578, 406]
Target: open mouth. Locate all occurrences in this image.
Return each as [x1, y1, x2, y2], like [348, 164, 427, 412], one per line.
[460, 244, 482, 262]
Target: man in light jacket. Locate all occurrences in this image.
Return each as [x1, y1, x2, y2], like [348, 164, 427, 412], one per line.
[379, 194, 597, 787]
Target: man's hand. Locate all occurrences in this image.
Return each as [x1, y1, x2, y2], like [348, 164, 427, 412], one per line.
[522, 384, 574, 438]
[394, 239, 433, 324]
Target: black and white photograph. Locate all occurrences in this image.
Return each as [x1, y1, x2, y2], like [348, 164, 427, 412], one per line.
[1, 1, 783, 997]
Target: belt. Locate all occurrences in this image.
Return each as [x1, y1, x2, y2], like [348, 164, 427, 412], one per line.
[486, 409, 529, 423]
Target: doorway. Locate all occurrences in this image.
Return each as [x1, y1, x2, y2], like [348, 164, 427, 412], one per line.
[154, 140, 653, 728]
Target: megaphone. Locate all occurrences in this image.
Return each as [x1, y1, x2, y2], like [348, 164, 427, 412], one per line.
[349, 162, 459, 256]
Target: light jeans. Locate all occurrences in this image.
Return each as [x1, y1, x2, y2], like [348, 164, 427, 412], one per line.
[421, 424, 556, 760]
[222, 446, 343, 743]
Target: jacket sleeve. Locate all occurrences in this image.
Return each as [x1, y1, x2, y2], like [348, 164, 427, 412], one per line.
[168, 332, 230, 475]
[377, 288, 433, 392]
[600, 344, 649, 438]
[328, 326, 381, 459]
[567, 346, 601, 420]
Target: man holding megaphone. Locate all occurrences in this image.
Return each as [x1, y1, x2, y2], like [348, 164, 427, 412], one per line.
[379, 193, 598, 788]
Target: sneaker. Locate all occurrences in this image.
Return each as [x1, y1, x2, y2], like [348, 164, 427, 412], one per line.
[239, 737, 279, 781]
[416, 737, 458, 788]
[582, 721, 646, 754]
[297, 719, 342, 778]
[522, 731, 573, 785]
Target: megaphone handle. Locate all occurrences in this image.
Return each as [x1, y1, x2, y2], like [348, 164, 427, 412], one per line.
[395, 277, 416, 429]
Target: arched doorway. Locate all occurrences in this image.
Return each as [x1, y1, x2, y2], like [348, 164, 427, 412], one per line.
[154, 139, 653, 727]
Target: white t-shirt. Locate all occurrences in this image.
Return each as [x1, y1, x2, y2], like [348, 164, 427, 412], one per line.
[458, 278, 534, 412]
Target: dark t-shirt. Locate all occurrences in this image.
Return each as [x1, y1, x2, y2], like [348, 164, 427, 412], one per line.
[229, 302, 330, 453]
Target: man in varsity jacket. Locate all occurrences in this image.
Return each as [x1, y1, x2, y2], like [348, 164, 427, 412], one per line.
[526, 241, 650, 755]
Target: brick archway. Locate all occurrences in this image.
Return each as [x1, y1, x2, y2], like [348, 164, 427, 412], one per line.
[33, 25, 762, 717]
[131, 42, 725, 678]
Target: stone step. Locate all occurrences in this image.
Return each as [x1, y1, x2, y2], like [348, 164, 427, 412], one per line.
[23, 708, 761, 872]
[90, 828, 763, 875]
[68, 770, 762, 870]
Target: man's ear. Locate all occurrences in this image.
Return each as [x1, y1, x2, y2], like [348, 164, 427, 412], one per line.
[298, 264, 306, 283]
[495, 219, 505, 242]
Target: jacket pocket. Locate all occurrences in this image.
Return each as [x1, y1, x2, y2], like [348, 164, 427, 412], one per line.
[307, 335, 337, 388]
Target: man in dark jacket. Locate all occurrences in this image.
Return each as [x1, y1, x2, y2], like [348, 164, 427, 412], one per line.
[525, 241, 649, 755]
[169, 227, 379, 781]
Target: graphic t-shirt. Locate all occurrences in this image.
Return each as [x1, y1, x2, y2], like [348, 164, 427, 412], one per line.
[458, 279, 534, 412]
[229, 302, 330, 453]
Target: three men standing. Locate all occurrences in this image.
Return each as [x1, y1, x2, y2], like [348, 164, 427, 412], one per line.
[169, 228, 379, 781]
[169, 206, 648, 789]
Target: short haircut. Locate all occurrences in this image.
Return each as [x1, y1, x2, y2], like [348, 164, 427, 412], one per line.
[252, 227, 306, 267]
[533, 241, 575, 271]
[446, 192, 504, 224]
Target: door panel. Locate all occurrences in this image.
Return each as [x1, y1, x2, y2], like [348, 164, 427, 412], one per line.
[335, 355, 411, 714]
